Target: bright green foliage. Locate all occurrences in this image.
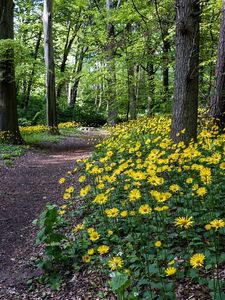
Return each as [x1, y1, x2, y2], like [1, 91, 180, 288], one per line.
[11, 0, 222, 123]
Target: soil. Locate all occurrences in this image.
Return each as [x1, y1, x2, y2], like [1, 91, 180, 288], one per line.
[0, 130, 111, 300]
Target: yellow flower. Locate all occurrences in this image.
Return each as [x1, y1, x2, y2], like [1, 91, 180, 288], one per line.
[205, 224, 211, 231]
[73, 223, 84, 233]
[128, 189, 141, 202]
[58, 210, 65, 216]
[196, 187, 207, 197]
[60, 204, 67, 210]
[80, 185, 91, 197]
[93, 193, 108, 204]
[82, 255, 91, 263]
[78, 175, 86, 183]
[155, 240, 162, 248]
[105, 208, 119, 218]
[219, 162, 225, 169]
[148, 176, 164, 186]
[97, 245, 110, 255]
[210, 219, 225, 230]
[58, 177, 66, 184]
[108, 257, 124, 270]
[87, 227, 95, 234]
[63, 193, 71, 200]
[165, 267, 177, 276]
[130, 210, 136, 216]
[175, 216, 194, 229]
[190, 253, 205, 268]
[169, 184, 180, 192]
[186, 177, 193, 184]
[120, 210, 128, 217]
[97, 183, 105, 190]
[139, 204, 152, 215]
[107, 230, 113, 236]
[192, 184, 199, 191]
[89, 231, 100, 241]
[151, 190, 172, 203]
[154, 205, 169, 212]
[87, 248, 95, 256]
[66, 186, 74, 193]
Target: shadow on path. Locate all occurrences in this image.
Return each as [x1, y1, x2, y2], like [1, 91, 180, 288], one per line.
[0, 131, 106, 297]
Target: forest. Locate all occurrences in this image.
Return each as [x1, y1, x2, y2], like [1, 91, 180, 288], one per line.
[0, 0, 225, 299]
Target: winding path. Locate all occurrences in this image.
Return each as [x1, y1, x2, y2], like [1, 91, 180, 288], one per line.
[0, 131, 106, 299]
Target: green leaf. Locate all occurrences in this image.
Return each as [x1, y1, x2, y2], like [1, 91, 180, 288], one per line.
[110, 272, 130, 292]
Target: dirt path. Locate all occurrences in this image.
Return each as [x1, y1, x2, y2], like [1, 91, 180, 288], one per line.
[0, 131, 107, 299]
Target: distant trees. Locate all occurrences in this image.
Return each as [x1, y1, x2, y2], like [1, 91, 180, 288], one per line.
[209, 0, 225, 128]
[171, 0, 201, 143]
[0, 0, 22, 143]
[43, 0, 58, 133]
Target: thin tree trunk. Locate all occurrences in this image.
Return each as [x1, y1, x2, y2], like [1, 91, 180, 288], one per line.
[56, 25, 79, 99]
[209, 2, 225, 128]
[24, 29, 42, 108]
[171, 0, 200, 144]
[106, 0, 118, 125]
[43, 0, 58, 133]
[128, 64, 137, 120]
[162, 39, 170, 101]
[0, 0, 22, 143]
[69, 46, 87, 108]
[147, 62, 155, 116]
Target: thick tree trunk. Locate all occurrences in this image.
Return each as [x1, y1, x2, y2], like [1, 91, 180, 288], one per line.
[0, 0, 22, 143]
[43, 0, 58, 133]
[24, 29, 42, 108]
[209, 2, 225, 128]
[106, 0, 118, 125]
[171, 0, 200, 144]
[128, 64, 137, 120]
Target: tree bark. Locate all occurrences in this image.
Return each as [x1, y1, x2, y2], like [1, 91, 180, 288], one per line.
[209, 2, 225, 128]
[171, 0, 200, 144]
[56, 22, 80, 99]
[162, 39, 170, 101]
[43, 0, 58, 133]
[69, 46, 87, 108]
[106, 0, 118, 125]
[147, 62, 155, 116]
[24, 29, 42, 108]
[0, 0, 22, 143]
[128, 64, 137, 120]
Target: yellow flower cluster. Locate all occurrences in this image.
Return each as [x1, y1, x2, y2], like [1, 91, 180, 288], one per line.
[55, 116, 224, 296]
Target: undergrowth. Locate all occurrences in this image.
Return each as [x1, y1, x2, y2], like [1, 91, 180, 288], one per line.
[36, 116, 225, 299]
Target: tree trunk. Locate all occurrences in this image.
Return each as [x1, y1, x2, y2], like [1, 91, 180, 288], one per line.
[106, 0, 118, 125]
[147, 62, 155, 116]
[69, 46, 87, 108]
[128, 64, 137, 120]
[209, 2, 225, 128]
[171, 0, 200, 144]
[43, 0, 58, 133]
[57, 24, 78, 99]
[24, 29, 42, 108]
[162, 39, 170, 101]
[0, 0, 22, 143]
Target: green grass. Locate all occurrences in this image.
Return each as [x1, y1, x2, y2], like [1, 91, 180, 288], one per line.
[22, 132, 61, 144]
[22, 127, 79, 144]
[0, 127, 80, 164]
[0, 142, 27, 167]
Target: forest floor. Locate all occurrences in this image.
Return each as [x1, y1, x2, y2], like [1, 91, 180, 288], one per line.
[0, 129, 111, 300]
